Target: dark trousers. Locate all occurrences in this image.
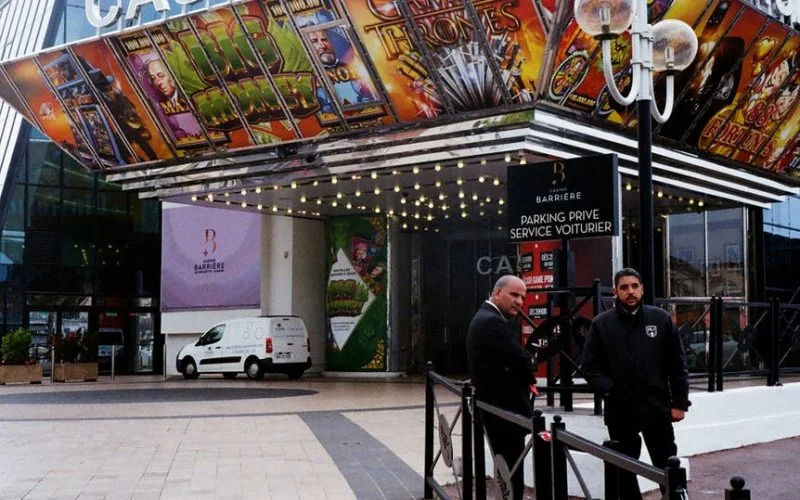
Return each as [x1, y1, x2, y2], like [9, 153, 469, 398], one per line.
[484, 414, 527, 500]
[607, 417, 677, 500]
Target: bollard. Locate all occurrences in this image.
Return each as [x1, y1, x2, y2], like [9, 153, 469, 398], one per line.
[725, 476, 750, 500]
[664, 456, 687, 500]
[532, 409, 551, 500]
[550, 415, 567, 500]
[423, 362, 434, 500]
[603, 440, 620, 500]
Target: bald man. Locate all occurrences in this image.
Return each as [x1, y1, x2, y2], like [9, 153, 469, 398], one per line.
[467, 275, 537, 500]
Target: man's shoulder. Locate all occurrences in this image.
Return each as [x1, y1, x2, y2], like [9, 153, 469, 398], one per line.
[642, 304, 672, 321]
[592, 308, 617, 325]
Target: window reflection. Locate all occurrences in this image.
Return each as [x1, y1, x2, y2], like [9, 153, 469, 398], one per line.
[669, 212, 705, 297]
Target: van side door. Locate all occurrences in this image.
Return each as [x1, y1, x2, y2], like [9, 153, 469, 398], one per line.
[196, 324, 225, 371]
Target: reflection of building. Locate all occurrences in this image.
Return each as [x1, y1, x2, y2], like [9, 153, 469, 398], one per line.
[0, 0, 799, 377]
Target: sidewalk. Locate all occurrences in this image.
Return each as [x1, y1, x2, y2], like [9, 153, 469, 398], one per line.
[0, 374, 797, 499]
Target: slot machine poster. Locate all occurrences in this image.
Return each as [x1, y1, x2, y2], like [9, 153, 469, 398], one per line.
[695, 9, 791, 159]
[4, 58, 99, 169]
[113, 28, 217, 153]
[186, 6, 299, 145]
[37, 50, 133, 167]
[262, 0, 392, 127]
[341, 0, 547, 121]
[70, 39, 176, 163]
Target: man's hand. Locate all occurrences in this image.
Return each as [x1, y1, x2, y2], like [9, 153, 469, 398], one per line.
[671, 408, 686, 422]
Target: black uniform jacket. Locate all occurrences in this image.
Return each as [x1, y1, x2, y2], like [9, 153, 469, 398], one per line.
[466, 302, 537, 418]
[582, 301, 691, 425]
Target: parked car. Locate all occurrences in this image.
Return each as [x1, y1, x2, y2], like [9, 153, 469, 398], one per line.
[685, 330, 746, 372]
[176, 316, 311, 380]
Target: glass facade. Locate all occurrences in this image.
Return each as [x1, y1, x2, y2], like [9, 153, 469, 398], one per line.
[764, 195, 800, 302]
[0, 2, 162, 373]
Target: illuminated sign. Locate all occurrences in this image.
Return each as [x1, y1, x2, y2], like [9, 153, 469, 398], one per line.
[86, 0, 203, 29]
[744, 0, 800, 26]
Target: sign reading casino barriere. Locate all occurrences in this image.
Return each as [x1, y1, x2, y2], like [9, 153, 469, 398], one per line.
[86, 0, 208, 29]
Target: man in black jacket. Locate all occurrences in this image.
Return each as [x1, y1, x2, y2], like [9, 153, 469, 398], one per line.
[467, 275, 537, 500]
[582, 268, 690, 499]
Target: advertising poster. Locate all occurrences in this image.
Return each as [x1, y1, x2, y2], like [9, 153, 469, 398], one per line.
[186, 6, 299, 145]
[242, 0, 340, 135]
[3, 59, 99, 169]
[326, 215, 387, 371]
[113, 28, 217, 153]
[0, 67, 37, 125]
[161, 204, 261, 311]
[37, 50, 134, 167]
[694, 10, 790, 158]
[263, 0, 392, 127]
[70, 40, 176, 162]
[342, 0, 547, 121]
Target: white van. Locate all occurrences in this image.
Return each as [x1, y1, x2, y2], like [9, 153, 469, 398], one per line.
[176, 316, 311, 380]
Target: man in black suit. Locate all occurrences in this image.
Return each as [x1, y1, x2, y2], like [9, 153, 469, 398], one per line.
[467, 275, 537, 500]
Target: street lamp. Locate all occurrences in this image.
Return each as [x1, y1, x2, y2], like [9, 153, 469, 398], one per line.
[574, 0, 698, 305]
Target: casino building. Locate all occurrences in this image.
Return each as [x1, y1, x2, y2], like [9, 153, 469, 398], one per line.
[0, 0, 798, 376]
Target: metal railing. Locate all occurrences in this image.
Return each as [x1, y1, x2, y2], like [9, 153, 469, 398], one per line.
[424, 365, 753, 499]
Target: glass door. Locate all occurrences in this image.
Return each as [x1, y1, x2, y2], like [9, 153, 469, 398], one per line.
[132, 312, 154, 372]
[28, 310, 56, 376]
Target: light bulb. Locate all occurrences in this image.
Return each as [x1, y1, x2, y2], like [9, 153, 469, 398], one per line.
[573, 0, 635, 39]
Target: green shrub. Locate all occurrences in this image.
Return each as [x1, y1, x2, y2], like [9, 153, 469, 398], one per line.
[1, 328, 33, 365]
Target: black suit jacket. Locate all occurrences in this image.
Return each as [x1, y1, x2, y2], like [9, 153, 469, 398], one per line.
[466, 302, 537, 418]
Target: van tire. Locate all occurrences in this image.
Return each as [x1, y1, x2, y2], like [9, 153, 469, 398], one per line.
[287, 368, 304, 380]
[245, 357, 264, 380]
[182, 358, 199, 379]
[222, 372, 237, 380]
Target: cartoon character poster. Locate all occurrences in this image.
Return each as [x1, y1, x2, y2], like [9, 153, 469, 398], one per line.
[37, 50, 133, 167]
[326, 215, 387, 372]
[4, 58, 99, 169]
[113, 28, 215, 152]
[342, 0, 547, 121]
[70, 39, 176, 163]
[186, 6, 298, 145]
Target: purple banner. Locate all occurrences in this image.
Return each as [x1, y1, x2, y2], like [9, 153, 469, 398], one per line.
[161, 204, 261, 311]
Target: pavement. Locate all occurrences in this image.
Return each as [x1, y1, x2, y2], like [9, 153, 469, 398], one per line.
[0, 373, 798, 499]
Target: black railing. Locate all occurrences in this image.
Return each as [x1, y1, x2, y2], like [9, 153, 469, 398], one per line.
[424, 365, 752, 499]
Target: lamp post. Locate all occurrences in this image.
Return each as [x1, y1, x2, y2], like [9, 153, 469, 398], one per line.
[574, 0, 697, 305]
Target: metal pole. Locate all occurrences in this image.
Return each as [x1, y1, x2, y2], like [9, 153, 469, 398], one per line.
[532, 410, 551, 500]
[424, 362, 434, 500]
[111, 344, 115, 381]
[638, 97, 655, 306]
[461, 385, 473, 500]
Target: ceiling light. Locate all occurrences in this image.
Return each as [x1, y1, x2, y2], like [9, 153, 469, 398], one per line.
[371, 172, 378, 179]
[625, 183, 632, 191]
[481, 159, 487, 165]
[434, 163, 442, 171]
[374, 187, 381, 195]
[485, 197, 492, 203]
[504, 154, 511, 162]
[426, 215, 433, 221]
[300, 195, 307, 203]
[336, 192, 343, 199]
[461, 212, 468, 218]
[457, 178, 464, 185]
[460, 202, 466, 209]
[273, 185, 279, 190]
[316, 199, 322, 205]
[457, 160, 464, 168]
[478, 176, 485, 183]
[493, 178, 500, 186]
[241, 202, 247, 208]
[414, 183, 420, 190]
[458, 191, 465, 199]
[291, 182, 297, 189]
[472, 194, 478, 201]
[224, 192, 230, 197]
[255, 187, 262, 193]
[394, 185, 401, 192]
[388, 209, 394, 215]
[657, 191, 663, 198]
[287, 208, 293, 214]
[346, 202, 352, 209]
[392, 170, 399, 175]
[400, 197, 407, 204]
[519, 158, 527, 165]
[498, 209, 503, 214]
[698, 200, 704, 207]
[226, 200, 231, 205]
[374, 207, 381, 213]
[401, 211, 407, 217]
[499, 198, 505, 205]
[435, 180, 442, 188]
[414, 200, 421, 206]
[414, 213, 420, 219]
[402, 223, 408, 229]
[332, 201, 338, 207]
[412, 166, 420, 174]
[257, 204, 263, 210]
[438, 193, 445, 200]
[191, 195, 197, 201]
[331, 176, 338, 184]
[355, 190, 362, 197]
[428, 201, 434, 209]
[272, 205, 278, 212]
[313, 181, 319, 186]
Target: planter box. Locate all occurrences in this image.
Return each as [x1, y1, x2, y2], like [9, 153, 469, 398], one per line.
[0, 364, 43, 385]
[53, 362, 98, 383]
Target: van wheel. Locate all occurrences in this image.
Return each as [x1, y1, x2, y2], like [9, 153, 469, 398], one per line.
[287, 368, 304, 380]
[182, 358, 199, 380]
[245, 358, 264, 380]
[222, 372, 237, 380]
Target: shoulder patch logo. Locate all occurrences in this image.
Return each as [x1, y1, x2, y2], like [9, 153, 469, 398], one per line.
[645, 325, 658, 338]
